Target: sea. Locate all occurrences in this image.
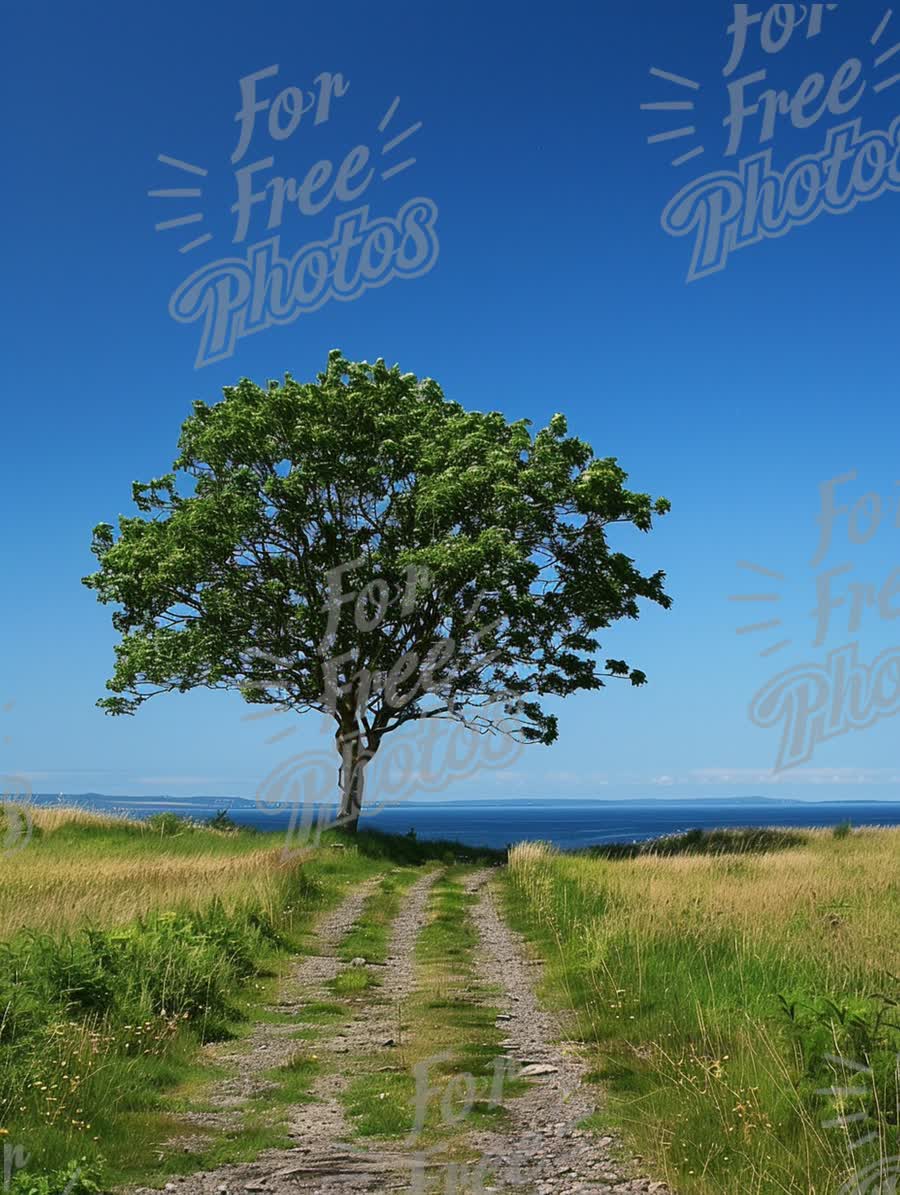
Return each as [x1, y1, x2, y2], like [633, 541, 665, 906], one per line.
[28, 793, 900, 851]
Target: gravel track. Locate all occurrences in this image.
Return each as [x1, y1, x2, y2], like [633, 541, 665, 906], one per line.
[132, 867, 671, 1195]
[136, 871, 442, 1195]
[463, 871, 671, 1195]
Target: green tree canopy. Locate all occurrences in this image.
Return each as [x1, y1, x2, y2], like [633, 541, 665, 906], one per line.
[84, 350, 672, 830]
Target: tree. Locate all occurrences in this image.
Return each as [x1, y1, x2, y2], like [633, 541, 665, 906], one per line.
[84, 351, 672, 832]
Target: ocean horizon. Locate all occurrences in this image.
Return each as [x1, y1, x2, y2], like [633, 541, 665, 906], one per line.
[26, 792, 900, 851]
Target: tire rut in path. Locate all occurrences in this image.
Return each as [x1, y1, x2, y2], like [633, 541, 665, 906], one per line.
[464, 871, 671, 1195]
[282, 867, 442, 1188]
[170, 875, 386, 1147]
[136, 869, 440, 1195]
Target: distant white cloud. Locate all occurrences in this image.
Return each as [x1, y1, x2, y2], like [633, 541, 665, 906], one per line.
[492, 770, 530, 785]
[689, 767, 900, 786]
[134, 775, 238, 787]
[545, 770, 609, 786]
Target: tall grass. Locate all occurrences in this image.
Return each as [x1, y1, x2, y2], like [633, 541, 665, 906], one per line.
[0, 806, 300, 937]
[0, 807, 386, 1182]
[0, 806, 501, 1185]
[504, 829, 900, 1195]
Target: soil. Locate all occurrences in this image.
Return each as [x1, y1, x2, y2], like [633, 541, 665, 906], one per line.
[133, 868, 671, 1195]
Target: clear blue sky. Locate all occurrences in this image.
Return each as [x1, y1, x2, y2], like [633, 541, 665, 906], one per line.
[5, 0, 900, 803]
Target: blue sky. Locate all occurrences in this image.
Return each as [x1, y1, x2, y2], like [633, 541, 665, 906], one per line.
[5, 0, 900, 804]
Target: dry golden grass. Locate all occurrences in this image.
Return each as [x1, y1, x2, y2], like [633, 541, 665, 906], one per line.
[0, 805, 298, 937]
[564, 828, 900, 983]
[28, 805, 136, 834]
[506, 827, 900, 1195]
[0, 848, 294, 937]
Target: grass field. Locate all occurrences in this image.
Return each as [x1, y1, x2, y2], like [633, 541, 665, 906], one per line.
[0, 805, 495, 1190]
[6, 804, 899, 1195]
[504, 827, 900, 1195]
[0, 806, 303, 938]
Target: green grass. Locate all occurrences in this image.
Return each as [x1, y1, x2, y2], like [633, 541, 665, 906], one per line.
[342, 868, 523, 1152]
[246, 1048, 323, 1114]
[0, 807, 489, 1189]
[584, 825, 808, 860]
[329, 867, 425, 998]
[330, 967, 377, 996]
[270, 1048, 322, 1095]
[504, 832, 900, 1195]
[293, 1000, 345, 1023]
[338, 868, 424, 964]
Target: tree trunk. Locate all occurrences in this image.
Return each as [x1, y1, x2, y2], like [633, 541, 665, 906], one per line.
[335, 728, 368, 834]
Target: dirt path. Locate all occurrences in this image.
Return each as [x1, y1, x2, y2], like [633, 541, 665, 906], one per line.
[137, 867, 670, 1195]
[280, 869, 441, 1189]
[464, 871, 670, 1195]
[138, 870, 441, 1195]
[173, 874, 385, 1145]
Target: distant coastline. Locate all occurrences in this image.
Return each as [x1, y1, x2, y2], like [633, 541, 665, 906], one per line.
[22, 791, 900, 851]
[25, 792, 900, 806]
